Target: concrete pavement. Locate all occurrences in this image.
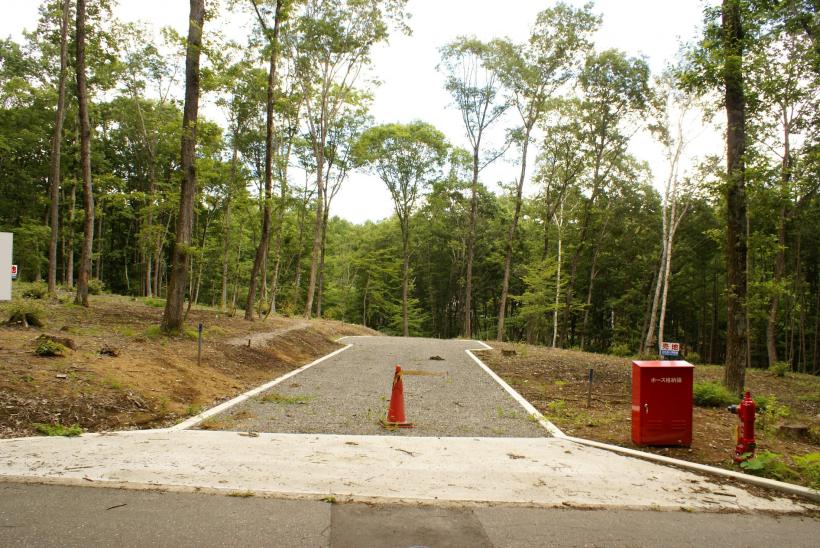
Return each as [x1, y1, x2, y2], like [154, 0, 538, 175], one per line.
[0, 430, 811, 512]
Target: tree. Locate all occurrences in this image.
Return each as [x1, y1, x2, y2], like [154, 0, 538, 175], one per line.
[439, 37, 508, 338]
[489, 2, 599, 340]
[74, 0, 94, 307]
[722, 0, 749, 393]
[47, 0, 71, 296]
[353, 122, 449, 336]
[245, 0, 285, 321]
[162, 0, 205, 332]
[296, 0, 409, 319]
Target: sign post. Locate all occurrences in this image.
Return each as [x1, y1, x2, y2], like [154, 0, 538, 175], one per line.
[0, 232, 12, 301]
[660, 341, 680, 358]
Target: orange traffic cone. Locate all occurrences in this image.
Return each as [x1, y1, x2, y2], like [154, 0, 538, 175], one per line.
[380, 365, 414, 429]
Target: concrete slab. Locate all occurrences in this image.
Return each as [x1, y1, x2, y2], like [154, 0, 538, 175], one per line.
[0, 430, 811, 512]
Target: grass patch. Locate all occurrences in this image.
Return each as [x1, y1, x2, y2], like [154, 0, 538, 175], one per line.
[258, 392, 313, 405]
[144, 325, 164, 339]
[22, 283, 48, 299]
[793, 453, 820, 490]
[34, 338, 66, 357]
[692, 381, 736, 407]
[142, 297, 165, 308]
[33, 423, 83, 437]
[5, 302, 44, 327]
[185, 404, 203, 416]
[113, 325, 137, 337]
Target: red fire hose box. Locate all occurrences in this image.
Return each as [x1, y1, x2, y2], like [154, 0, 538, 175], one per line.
[631, 360, 693, 446]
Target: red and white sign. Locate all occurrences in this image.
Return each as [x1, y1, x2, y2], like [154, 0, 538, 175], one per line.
[660, 341, 680, 356]
[10, 264, 17, 280]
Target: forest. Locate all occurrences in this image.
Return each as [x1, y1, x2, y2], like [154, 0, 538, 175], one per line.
[0, 0, 818, 390]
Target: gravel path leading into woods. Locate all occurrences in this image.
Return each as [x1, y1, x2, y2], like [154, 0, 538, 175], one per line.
[194, 336, 548, 438]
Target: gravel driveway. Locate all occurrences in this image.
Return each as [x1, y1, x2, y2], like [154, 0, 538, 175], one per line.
[194, 336, 548, 437]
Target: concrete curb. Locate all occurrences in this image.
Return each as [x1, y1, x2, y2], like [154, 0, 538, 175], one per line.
[168, 344, 353, 431]
[471, 340, 820, 504]
[465, 349, 565, 437]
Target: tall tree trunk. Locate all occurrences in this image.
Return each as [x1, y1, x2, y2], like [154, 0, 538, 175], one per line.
[304, 162, 325, 319]
[47, 0, 70, 296]
[67, 181, 75, 288]
[580, 247, 600, 351]
[246, 0, 282, 321]
[464, 149, 479, 338]
[74, 0, 94, 307]
[401, 226, 410, 337]
[552, 202, 564, 348]
[496, 128, 531, 341]
[162, 0, 204, 332]
[722, 0, 748, 393]
[316, 208, 330, 318]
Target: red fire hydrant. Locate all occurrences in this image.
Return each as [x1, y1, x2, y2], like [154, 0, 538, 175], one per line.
[727, 391, 756, 463]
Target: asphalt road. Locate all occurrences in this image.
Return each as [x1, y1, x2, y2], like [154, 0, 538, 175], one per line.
[197, 336, 547, 437]
[2, 483, 818, 547]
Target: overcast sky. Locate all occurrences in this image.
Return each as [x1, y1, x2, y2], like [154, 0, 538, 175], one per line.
[1, 0, 722, 224]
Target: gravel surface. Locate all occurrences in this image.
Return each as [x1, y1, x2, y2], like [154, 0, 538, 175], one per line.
[195, 336, 548, 437]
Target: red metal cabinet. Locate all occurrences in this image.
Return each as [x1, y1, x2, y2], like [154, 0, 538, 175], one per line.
[631, 360, 693, 446]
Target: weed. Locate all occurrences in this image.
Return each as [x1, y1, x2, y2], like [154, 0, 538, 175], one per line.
[5, 302, 44, 327]
[20, 374, 34, 383]
[206, 326, 227, 337]
[228, 491, 255, 498]
[768, 361, 789, 378]
[740, 451, 799, 482]
[185, 404, 203, 416]
[33, 423, 82, 437]
[87, 279, 105, 295]
[22, 283, 48, 299]
[142, 297, 165, 308]
[755, 394, 791, 433]
[546, 399, 567, 415]
[685, 351, 700, 364]
[184, 328, 199, 341]
[157, 396, 170, 413]
[259, 393, 312, 405]
[35, 338, 66, 357]
[114, 325, 137, 337]
[793, 453, 820, 490]
[105, 378, 123, 390]
[692, 381, 735, 407]
[144, 325, 163, 339]
[320, 495, 337, 504]
[608, 342, 632, 357]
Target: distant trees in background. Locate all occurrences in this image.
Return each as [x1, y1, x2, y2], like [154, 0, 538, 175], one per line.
[0, 1, 817, 379]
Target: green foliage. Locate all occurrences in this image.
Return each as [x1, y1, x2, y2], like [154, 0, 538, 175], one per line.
[143, 297, 165, 308]
[685, 351, 701, 364]
[768, 361, 789, 378]
[87, 278, 105, 295]
[22, 282, 48, 299]
[34, 338, 66, 356]
[5, 302, 44, 327]
[33, 423, 83, 437]
[755, 394, 790, 433]
[793, 453, 820, 490]
[692, 381, 735, 407]
[608, 342, 632, 357]
[259, 392, 312, 405]
[740, 451, 798, 482]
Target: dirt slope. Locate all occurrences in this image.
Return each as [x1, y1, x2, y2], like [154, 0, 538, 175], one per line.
[0, 290, 377, 438]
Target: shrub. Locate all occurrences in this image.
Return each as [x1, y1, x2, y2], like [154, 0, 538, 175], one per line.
[685, 351, 701, 364]
[5, 302, 45, 327]
[755, 394, 791, 433]
[87, 278, 105, 295]
[692, 381, 736, 407]
[33, 423, 83, 437]
[35, 338, 66, 356]
[608, 342, 632, 357]
[793, 453, 820, 490]
[740, 451, 799, 482]
[22, 283, 48, 299]
[768, 360, 789, 378]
